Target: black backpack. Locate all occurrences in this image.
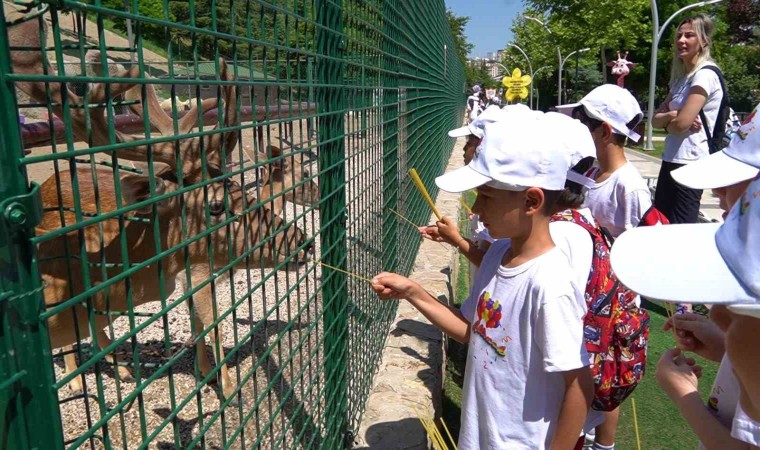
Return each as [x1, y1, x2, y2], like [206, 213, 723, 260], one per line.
[697, 65, 731, 154]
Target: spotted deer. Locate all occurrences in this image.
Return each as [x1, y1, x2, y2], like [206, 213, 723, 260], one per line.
[9, 13, 314, 399]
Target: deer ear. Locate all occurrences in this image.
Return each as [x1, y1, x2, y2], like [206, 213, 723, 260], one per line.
[120, 174, 172, 215]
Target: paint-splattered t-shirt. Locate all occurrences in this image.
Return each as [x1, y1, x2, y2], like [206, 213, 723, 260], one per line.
[458, 240, 589, 449]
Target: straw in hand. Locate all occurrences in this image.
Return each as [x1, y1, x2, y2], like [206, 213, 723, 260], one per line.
[319, 262, 374, 284]
[409, 168, 442, 220]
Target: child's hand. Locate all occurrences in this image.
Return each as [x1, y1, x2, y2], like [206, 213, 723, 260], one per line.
[418, 225, 444, 242]
[656, 348, 702, 403]
[436, 216, 462, 247]
[663, 313, 725, 362]
[371, 272, 424, 301]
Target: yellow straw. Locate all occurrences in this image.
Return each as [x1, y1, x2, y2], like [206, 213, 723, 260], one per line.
[413, 405, 448, 450]
[440, 417, 458, 450]
[460, 197, 472, 214]
[409, 168, 442, 220]
[389, 207, 420, 228]
[319, 262, 374, 284]
[631, 398, 642, 450]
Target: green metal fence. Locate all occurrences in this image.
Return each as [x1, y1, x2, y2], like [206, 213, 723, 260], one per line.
[0, 0, 464, 448]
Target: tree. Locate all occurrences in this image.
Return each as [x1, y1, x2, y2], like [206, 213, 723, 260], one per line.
[446, 9, 473, 66]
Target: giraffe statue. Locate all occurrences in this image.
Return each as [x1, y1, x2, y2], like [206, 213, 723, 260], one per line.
[608, 51, 635, 88]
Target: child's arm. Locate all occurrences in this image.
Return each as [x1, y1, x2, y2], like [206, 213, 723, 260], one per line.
[419, 216, 487, 267]
[657, 348, 749, 450]
[550, 367, 593, 450]
[372, 272, 470, 343]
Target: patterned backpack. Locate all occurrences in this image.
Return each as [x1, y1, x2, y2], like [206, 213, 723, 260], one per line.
[551, 210, 650, 411]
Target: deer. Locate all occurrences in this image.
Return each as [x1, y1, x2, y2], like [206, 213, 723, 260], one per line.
[8, 12, 315, 400]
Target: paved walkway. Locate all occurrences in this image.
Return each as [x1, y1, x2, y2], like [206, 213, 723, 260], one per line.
[626, 148, 724, 222]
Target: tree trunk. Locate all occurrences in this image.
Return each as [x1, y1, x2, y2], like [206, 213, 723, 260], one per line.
[601, 47, 608, 83]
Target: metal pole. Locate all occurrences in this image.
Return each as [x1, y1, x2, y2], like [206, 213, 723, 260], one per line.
[509, 43, 533, 108]
[645, 0, 723, 151]
[557, 47, 562, 105]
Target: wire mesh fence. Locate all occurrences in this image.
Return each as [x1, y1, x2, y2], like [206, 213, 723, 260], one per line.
[0, 0, 464, 448]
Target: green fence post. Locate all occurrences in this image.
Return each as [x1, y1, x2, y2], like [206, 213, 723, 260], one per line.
[316, 0, 349, 447]
[382, 1, 399, 273]
[0, 12, 64, 450]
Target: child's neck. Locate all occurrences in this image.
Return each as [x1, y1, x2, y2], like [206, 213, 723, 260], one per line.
[502, 219, 555, 268]
[596, 143, 628, 183]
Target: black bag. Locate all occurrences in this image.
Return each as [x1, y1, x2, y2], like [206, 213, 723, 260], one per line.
[697, 65, 731, 154]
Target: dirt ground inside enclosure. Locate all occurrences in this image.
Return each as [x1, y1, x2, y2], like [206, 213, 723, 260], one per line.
[28, 112, 389, 448]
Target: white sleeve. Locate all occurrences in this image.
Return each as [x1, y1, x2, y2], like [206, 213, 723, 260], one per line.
[731, 403, 760, 446]
[535, 287, 589, 372]
[623, 188, 653, 230]
[691, 69, 721, 97]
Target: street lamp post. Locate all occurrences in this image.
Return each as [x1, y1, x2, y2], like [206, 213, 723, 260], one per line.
[524, 15, 566, 106]
[508, 43, 533, 108]
[644, 0, 723, 151]
[559, 48, 590, 104]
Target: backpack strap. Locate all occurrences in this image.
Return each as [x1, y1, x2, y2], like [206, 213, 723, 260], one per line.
[696, 65, 729, 153]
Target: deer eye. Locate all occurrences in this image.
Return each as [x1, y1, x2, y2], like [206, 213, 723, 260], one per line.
[302, 169, 311, 178]
[209, 200, 225, 216]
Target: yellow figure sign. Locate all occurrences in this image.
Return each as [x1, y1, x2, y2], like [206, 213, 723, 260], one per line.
[502, 68, 532, 102]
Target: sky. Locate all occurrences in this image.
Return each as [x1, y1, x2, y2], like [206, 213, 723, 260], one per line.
[445, 0, 524, 58]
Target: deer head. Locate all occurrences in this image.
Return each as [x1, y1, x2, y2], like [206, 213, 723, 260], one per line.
[246, 145, 320, 213]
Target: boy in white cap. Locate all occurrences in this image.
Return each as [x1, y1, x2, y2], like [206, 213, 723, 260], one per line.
[558, 84, 651, 238]
[419, 105, 530, 273]
[627, 104, 760, 449]
[559, 84, 651, 450]
[372, 110, 593, 449]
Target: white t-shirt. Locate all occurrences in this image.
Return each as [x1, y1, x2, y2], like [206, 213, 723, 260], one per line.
[664, 65, 724, 164]
[732, 402, 760, 447]
[698, 355, 741, 450]
[583, 163, 652, 238]
[458, 241, 589, 449]
[550, 208, 595, 290]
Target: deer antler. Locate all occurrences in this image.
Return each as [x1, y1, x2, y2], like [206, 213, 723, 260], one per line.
[121, 58, 238, 179]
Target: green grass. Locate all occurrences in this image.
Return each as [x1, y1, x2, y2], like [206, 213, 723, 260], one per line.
[442, 194, 720, 448]
[101, 17, 170, 60]
[631, 139, 665, 160]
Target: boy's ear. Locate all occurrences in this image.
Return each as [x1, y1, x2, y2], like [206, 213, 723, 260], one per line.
[601, 122, 614, 141]
[524, 187, 545, 216]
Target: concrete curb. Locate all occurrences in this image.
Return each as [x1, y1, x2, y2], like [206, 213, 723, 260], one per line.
[354, 141, 466, 449]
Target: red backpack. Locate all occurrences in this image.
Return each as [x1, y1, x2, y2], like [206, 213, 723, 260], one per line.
[551, 210, 650, 411]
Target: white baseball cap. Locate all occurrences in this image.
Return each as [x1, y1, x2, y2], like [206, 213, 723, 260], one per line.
[611, 174, 760, 318]
[448, 105, 504, 138]
[436, 110, 595, 192]
[557, 84, 643, 141]
[672, 104, 760, 189]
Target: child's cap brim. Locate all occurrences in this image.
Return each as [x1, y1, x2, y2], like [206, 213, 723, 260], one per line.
[435, 165, 491, 193]
[610, 223, 757, 305]
[672, 150, 759, 190]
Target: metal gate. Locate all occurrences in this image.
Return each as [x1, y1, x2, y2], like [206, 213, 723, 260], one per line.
[0, 0, 464, 448]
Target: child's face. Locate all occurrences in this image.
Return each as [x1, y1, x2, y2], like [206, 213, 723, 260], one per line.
[713, 177, 756, 219]
[463, 136, 481, 165]
[710, 305, 760, 421]
[471, 185, 531, 239]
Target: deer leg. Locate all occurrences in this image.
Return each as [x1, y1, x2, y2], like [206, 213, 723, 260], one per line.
[94, 329, 134, 382]
[63, 345, 84, 394]
[187, 266, 235, 399]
